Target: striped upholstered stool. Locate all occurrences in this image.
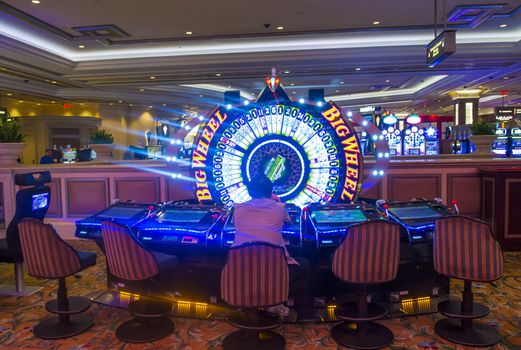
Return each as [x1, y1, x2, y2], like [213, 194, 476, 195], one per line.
[331, 220, 401, 350]
[221, 242, 289, 350]
[101, 221, 178, 343]
[17, 218, 97, 339]
[433, 216, 504, 347]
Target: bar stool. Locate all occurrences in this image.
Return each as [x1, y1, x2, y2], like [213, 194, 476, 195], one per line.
[17, 218, 97, 339]
[330, 220, 401, 350]
[221, 242, 289, 350]
[433, 216, 503, 347]
[101, 221, 177, 343]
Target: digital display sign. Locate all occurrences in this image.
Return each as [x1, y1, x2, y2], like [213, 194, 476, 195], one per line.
[192, 82, 363, 208]
[426, 31, 456, 68]
[494, 106, 521, 122]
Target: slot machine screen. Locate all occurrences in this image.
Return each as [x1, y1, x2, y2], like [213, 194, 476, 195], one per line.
[31, 193, 49, 211]
[97, 206, 145, 219]
[158, 209, 209, 223]
[312, 209, 367, 224]
[147, 146, 163, 159]
[388, 206, 441, 220]
[409, 148, 420, 155]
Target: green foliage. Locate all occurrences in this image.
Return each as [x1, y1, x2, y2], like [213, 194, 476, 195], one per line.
[0, 118, 25, 143]
[471, 122, 496, 136]
[90, 129, 114, 144]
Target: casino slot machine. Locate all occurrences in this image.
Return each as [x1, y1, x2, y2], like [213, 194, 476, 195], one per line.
[376, 198, 456, 312]
[134, 204, 225, 252]
[75, 201, 161, 240]
[510, 127, 521, 157]
[492, 126, 509, 157]
[306, 202, 381, 248]
[424, 125, 439, 155]
[380, 114, 402, 156]
[403, 125, 426, 155]
[220, 203, 303, 252]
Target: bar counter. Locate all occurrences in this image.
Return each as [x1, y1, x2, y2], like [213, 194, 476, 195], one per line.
[0, 156, 518, 240]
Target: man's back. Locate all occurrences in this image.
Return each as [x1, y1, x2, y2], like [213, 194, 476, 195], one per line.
[233, 198, 288, 247]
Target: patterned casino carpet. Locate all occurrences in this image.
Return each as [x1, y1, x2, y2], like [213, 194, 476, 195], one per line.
[0, 240, 520, 350]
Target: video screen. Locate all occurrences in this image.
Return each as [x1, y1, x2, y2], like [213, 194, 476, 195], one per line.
[388, 205, 441, 220]
[147, 146, 163, 159]
[31, 193, 49, 211]
[97, 206, 145, 219]
[159, 209, 208, 223]
[312, 209, 367, 224]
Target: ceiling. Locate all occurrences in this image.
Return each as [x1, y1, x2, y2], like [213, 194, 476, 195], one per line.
[0, 0, 521, 117]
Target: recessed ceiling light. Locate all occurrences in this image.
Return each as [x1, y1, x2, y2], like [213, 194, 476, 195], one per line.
[162, 103, 167, 107]
[139, 88, 145, 92]
[7, 93, 12, 96]
[290, 83, 295, 86]
[227, 85, 232, 88]
[292, 91, 296, 94]
[283, 70, 290, 74]
[129, 104, 133, 106]
[199, 94, 203, 98]
[500, 24, 507, 28]
[355, 67, 361, 71]
[78, 45, 85, 49]
[37, 103, 41, 106]
[373, 21, 380, 25]
[51, 80, 57, 84]
[335, 90, 340, 93]
[18, 100, 23, 103]
[215, 73, 221, 77]
[277, 26, 284, 30]
[149, 76, 156, 79]
[109, 103, 114, 106]
[186, 31, 193, 35]
[340, 81, 345, 84]
[32, 0, 40, 4]
[80, 103, 84, 105]
[503, 76, 510, 80]
[385, 79, 390, 83]
[118, 100, 123, 103]
[51, 101, 55, 103]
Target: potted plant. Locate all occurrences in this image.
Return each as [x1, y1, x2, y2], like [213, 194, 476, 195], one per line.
[88, 129, 114, 161]
[470, 122, 496, 156]
[0, 117, 26, 166]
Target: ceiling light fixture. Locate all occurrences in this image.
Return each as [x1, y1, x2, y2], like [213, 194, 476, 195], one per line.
[7, 93, 12, 96]
[355, 67, 361, 71]
[118, 100, 122, 103]
[162, 103, 166, 106]
[290, 83, 295, 86]
[385, 79, 390, 83]
[215, 73, 221, 77]
[186, 31, 193, 35]
[139, 88, 145, 92]
[373, 21, 380, 25]
[51, 81, 57, 84]
[31, 0, 40, 3]
[340, 81, 345, 84]
[283, 70, 290, 74]
[78, 45, 85, 49]
[500, 24, 507, 28]
[277, 26, 284, 30]
[149, 76, 156, 79]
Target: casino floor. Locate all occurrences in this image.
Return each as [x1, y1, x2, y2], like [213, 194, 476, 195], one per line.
[0, 240, 519, 350]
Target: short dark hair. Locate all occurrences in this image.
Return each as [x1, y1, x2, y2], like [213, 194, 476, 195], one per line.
[45, 148, 53, 153]
[247, 174, 273, 199]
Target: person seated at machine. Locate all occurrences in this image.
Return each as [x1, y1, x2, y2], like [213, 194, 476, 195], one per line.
[39, 148, 54, 164]
[233, 174, 311, 315]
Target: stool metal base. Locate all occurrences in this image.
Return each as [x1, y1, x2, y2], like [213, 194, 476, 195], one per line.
[223, 329, 285, 350]
[46, 296, 91, 314]
[435, 318, 502, 347]
[33, 314, 93, 339]
[116, 316, 174, 343]
[331, 321, 394, 350]
[0, 285, 42, 297]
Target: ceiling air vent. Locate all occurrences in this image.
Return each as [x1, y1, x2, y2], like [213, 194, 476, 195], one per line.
[72, 25, 130, 39]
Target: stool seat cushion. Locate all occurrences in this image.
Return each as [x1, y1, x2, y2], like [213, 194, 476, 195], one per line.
[152, 252, 178, 273]
[77, 251, 97, 270]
